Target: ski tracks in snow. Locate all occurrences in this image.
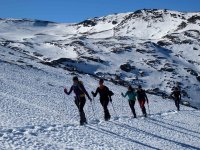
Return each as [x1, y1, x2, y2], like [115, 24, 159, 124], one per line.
[0, 110, 200, 150]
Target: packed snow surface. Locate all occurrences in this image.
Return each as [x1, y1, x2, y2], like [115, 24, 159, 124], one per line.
[0, 60, 200, 150]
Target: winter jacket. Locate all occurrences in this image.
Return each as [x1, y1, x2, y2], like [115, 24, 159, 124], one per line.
[137, 89, 148, 101]
[93, 86, 110, 101]
[66, 81, 90, 99]
[171, 90, 181, 100]
[122, 91, 137, 101]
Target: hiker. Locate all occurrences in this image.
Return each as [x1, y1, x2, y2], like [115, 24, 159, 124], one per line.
[170, 87, 181, 111]
[64, 76, 92, 125]
[137, 85, 149, 117]
[91, 79, 112, 121]
[121, 85, 137, 118]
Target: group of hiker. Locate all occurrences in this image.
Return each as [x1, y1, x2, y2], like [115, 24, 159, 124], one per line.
[64, 76, 181, 125]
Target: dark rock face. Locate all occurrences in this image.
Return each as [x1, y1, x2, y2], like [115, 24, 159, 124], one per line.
[146, 88, 169, 98]
[193, 47, 198, 50]
[78, 19, 97, 27]
[33, 52, 43, 57]
[197, 76, 200, 82]
[185, 68, 198, 76]
[157, 41, 172, 46]
[177, 21, 187, 30]
[112, 21, 117, 25]
[120, 64, 132, 72]
[70, 41, 85, 46]
[160, 63, 175, 72]
[80, 56, 105, 63]
[188, 15, 200, 23]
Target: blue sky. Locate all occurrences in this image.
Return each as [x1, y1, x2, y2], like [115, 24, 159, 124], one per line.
[0, 0, 199, 23]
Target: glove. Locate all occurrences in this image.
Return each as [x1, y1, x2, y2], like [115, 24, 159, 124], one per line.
[64, 88, 67, 94]
[88, 97, 92, 102]
[91, 91, 95, 96]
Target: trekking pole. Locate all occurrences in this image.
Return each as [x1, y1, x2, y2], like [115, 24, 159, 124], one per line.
[111, 102, 118, 117]
[147, 102, 150, 115]
[91, 97, 97, 119]
[121, 95, 123, 116]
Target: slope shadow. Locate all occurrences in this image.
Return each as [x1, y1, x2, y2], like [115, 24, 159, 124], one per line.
[146, 118, 200, 139]
[149, 117, 200, 135]
[111, 122, 200, 150]
[86, 125, 160, 150]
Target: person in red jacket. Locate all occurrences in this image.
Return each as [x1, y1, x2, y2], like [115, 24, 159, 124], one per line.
[137, 85, 149, 117]
[64, 76, 92, 125]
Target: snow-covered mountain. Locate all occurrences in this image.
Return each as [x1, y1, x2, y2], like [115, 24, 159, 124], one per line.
[1, 9, 199, 108]
[0, 9, 200, 149]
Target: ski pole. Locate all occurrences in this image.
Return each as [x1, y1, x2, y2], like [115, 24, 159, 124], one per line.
[121, 95, 124, 116]
[111, 102, 118, 117]
[147, 102, 150, 115]
[91, 97, 97, 119]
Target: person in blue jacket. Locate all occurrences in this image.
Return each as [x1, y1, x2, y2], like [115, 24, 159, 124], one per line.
[121, 85, 137, 118]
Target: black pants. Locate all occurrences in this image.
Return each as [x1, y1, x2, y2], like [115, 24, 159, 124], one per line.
[100, 99, 111, 120]
[175, 98, 180, 111]
[75, 97, 87, 124]
[129, 100, 136, 117]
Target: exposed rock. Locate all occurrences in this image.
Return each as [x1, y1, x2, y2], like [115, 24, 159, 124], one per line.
[78, 19, 97, 27]
[185, 68, 198, 76]
[33, 52, 43, 57]
[112, 21, 117, 25]
[177, 21, 187, 30]
[70, 41, 85, 46]
[80, 56, 105, 63]
[197, 76, 200, 82]
[188, 15, 200, 23]
[193, 47, 198, 50]
[157, 40, 172, 46]
[120, 64, 132, 72]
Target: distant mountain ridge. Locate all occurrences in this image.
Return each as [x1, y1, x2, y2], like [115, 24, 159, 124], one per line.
[0, 9, 200, 108]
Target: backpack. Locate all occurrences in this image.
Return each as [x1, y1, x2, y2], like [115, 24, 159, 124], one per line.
[108, 90, 114, 96]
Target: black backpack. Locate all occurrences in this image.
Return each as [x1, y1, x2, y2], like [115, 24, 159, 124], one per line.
[108, 90, 114, 96]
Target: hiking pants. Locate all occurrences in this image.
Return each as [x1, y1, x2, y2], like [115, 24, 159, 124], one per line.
[139, 99, 147, 116]
[100, 98, 111, 120]
[175, 98, 180, 111]
[75, 97, 87, 124]
[129, 100, 136, 117]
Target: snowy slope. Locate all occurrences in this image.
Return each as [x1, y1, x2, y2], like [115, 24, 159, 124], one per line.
[0, 49, 200, 150]
[0, 9, 200, 149]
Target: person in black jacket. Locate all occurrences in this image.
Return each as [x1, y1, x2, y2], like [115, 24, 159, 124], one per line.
[137, 85, 149, 117]
[170, 87, 181, 111]
[64, 76, 92, 125]
[92, 79, 111, 121]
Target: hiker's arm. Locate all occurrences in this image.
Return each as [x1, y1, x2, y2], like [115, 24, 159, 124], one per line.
[92, 88, 98, 97]
[121, 92, 127, 98]
[81, 84, 91, 99]
[145, 92, 149, 103]
[64, 86, 73, 95]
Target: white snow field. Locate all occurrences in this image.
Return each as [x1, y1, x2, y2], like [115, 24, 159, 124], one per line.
[0, 55, 200, 150]
[0, 9, 200, 149]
